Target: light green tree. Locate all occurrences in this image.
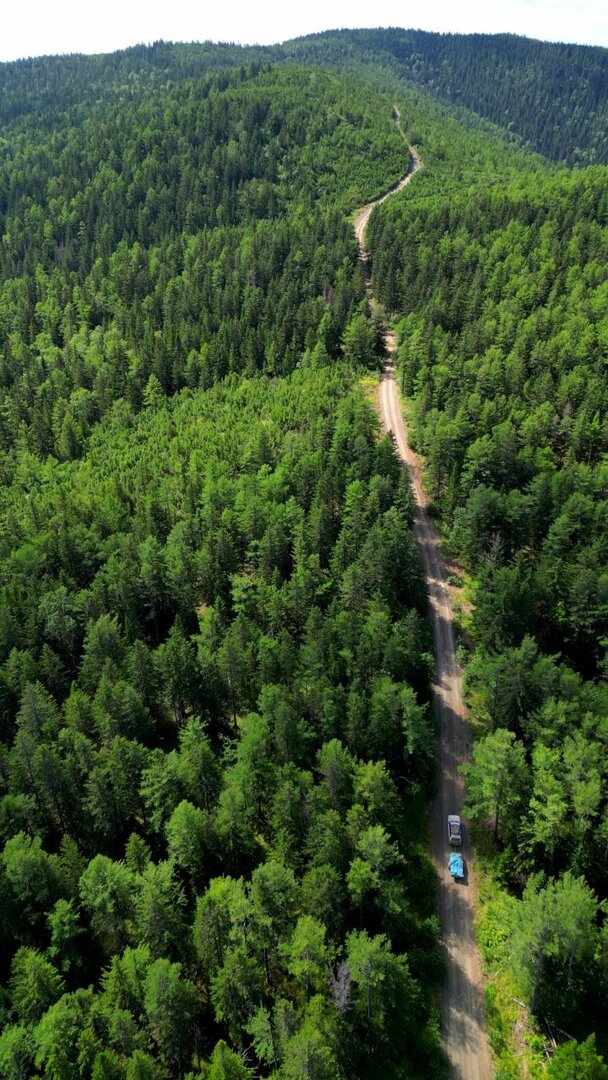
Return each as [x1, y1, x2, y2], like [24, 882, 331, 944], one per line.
[10, 948, 65, 1025]
[47, 899, 83, 975]
[279, 996, 342, 1080]
[134, 860, 187, 960]
[193, 876, 248, 979]
[210, 948, 264, 1044]
[528, 745, 568, 870]
[462, 728, 528, 841]
[143, 958, 200, 1072]
[79, 855, 136, 955]
[208, 1039, 253, 1079]
[511, 872, 599, 1021]
[281, 916, 329, 999]
[548, 1035, 608, 1080]
[0, 1025, 32, 1080]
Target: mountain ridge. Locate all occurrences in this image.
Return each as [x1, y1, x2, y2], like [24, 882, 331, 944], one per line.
[2, 27, 608, 165]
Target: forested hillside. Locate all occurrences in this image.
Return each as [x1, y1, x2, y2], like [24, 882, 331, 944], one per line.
[284, 28, 608, 167]
[0, 63, 409, 460]
[3, 27, 608, 170]
[368, 123, 608, 1070]
[3, 21, 608, 1078]
[0, 60, 448, 1079]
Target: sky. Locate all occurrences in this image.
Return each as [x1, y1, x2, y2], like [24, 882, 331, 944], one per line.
[1, 0, 607, 62]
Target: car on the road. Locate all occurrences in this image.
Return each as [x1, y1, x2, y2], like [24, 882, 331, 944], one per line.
[449, 851, 465, 880]
[448, 814, 462, 846]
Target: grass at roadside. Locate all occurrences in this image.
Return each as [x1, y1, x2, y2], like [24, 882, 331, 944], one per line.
[474, 851, 549, 1079]
[359, 372, 380, 407]
[391, 351, 549, 1078]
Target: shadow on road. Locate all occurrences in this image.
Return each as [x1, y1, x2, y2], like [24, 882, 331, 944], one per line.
[359, 131, 491, 1077]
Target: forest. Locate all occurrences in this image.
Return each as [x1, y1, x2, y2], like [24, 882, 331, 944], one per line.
[367, 95, 608, 1075]
[2, 27, 608, 168]
[0, 60, 446, 1080]
[1, 24, 608, 1079]
[283, 28, 608, 167]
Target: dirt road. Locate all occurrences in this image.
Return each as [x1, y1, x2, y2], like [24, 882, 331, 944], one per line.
[356, 124, 493, 1080]
[353, 122, 421, 258]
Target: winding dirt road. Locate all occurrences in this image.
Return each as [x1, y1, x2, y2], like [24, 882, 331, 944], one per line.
[355, 121, 493, 1080]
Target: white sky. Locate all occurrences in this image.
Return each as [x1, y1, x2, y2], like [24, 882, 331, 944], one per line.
[1, 0, 607, 62]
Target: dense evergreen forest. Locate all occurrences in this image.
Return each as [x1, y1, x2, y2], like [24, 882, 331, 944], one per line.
[367, 96, 608, 1075]
[2, 23, 608, 1078]
[0, 59, 447, 1080]
[283, 29, 608, 167]
[2, 27, 607, 168]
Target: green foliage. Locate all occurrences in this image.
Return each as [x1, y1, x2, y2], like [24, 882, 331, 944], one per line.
[462, 729, 528, 842]
[32, 988, 97, 1076]
[281, 916, 329, 997]
[0, 1025, 32, 1080]
[135, 860, 188, 960]
[143, 959, 200, 1071]
[0, 37, 454, 1079]
[342, 312, 379, 367]
[79, 856, 136, 955]
[208, 1040, 253, 1079]
[10, 949, 64, 1025]
[548, 1036, 608, 1080]
[283, 28, 608, 166]
[124, 1052, 170, 1080]
[101, 945, 152, 1018]
[210, 948, 264, 1044]
[1, 833, 58, 926]
[166, 800, 213, 884]
[278, 996, 342, 1080]
[367, 84, 608, 1054]
[510, 873, 600, 1024]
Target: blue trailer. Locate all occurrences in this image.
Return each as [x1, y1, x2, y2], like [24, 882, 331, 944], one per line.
[449, 852, 465, 880]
